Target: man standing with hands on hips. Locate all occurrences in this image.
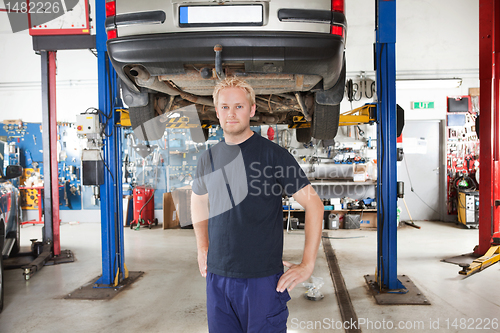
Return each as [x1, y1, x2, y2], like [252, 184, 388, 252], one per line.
[191, 76, 324, 333]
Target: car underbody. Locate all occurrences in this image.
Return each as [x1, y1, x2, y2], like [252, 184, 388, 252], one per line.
[107, 17, 347, 143]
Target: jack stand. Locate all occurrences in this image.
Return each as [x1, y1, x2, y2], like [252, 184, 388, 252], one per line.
[22, 240, 74, 281]
[5, 240, 74, 280]
[22, 242, 52, 281]
[364, 274, 430, 305]
[459, 245, 500, 276]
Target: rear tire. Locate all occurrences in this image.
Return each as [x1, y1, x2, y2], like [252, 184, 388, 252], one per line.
[129, 94, 166, 141]
[311, 103, 340, 140]
[296, 128, 312, 143]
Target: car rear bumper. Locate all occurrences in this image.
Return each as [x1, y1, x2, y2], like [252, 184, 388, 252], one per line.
[107, 31, 344, 92]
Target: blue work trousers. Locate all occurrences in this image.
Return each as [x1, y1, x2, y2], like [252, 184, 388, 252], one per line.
[206, 271, 291, 333]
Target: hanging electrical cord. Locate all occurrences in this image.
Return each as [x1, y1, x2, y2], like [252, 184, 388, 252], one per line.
[364, 80, 376, 99]
[402, 152, 440, 215]
[99, 151, 115, 183]
[95, 57, 121, 201]
[346, 79, 362, 110]
[357, 125, 365, 138]
[376, 43, 386, 283]
[352, 82, 362, 101]
[452, 174, 477, 191]
[103, 57, 116, 138]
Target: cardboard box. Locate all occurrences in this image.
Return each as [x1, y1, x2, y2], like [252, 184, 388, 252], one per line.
[323, 210, 377, 229]
[360, 212, 377, 228]
[3, 119, 23, 126]
[163, 192, 180, 229]
[171, 186, 193, 228]
[353, 164, 367, 182]
[469, 87, 480, 97]
[329, 198, 341, 205]
[123, 195, 133, 227]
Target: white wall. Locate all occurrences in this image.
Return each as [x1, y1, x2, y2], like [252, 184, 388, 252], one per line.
[0, 37, 98, 122]
[343, 0, 479, 120]
[0, 0, 479, 122]
[0, 2, 98, 123]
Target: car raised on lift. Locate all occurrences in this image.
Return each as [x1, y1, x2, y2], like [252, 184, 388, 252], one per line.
[105, 0, 347, 143]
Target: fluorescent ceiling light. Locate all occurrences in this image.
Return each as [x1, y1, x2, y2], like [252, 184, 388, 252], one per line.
[396, 78, 462, 90]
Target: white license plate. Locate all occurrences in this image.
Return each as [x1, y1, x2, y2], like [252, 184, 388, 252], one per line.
[179, 5, 263, 26]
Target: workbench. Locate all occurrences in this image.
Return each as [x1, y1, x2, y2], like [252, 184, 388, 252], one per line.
[283, 208, 377, 230]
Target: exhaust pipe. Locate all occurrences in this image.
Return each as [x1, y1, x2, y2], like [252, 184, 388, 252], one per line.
[129, 66, 151, 81]
[294, 92, 312, 122]
[214, 44, 225, 80]
[130, 66, 214, 106]
[251, 114, 280, 124]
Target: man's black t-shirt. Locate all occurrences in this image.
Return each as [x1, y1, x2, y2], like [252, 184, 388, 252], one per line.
[192, 132, 310, 278]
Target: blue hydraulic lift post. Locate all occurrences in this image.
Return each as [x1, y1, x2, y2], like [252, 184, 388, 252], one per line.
[95, 0, 125, 287]
[375, 0, 405, 291]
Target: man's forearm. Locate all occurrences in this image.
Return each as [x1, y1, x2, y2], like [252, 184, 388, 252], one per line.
[291, 185, 324, 268]
[191, 192, 210, 251]
[193, 219, 209, 251]
[277, 189, 324, 292]
[301, 200, 324, 267]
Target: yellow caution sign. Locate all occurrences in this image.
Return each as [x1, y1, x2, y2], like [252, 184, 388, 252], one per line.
[164, 116, 196, 129]
[289, 115, 311, 129]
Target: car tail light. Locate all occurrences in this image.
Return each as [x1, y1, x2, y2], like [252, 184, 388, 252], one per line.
[106, 0, 117, 39]
[105, 0, 116, 17]
[331, 0, 345, 38]
[107, 29, 117, 39]
[331, 26, 344, 37]
[331, 0, 344, 13]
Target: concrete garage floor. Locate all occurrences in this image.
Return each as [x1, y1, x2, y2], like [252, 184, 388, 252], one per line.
[1, 221, 499, 333]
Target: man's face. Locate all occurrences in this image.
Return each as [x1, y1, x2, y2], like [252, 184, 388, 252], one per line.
[216, 87, 256, 137]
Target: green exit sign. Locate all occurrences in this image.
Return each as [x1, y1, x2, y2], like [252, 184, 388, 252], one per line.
[412, 101, 435, 109]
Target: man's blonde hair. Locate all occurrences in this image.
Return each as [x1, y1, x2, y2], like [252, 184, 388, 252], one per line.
[213, 76, 256, 107]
